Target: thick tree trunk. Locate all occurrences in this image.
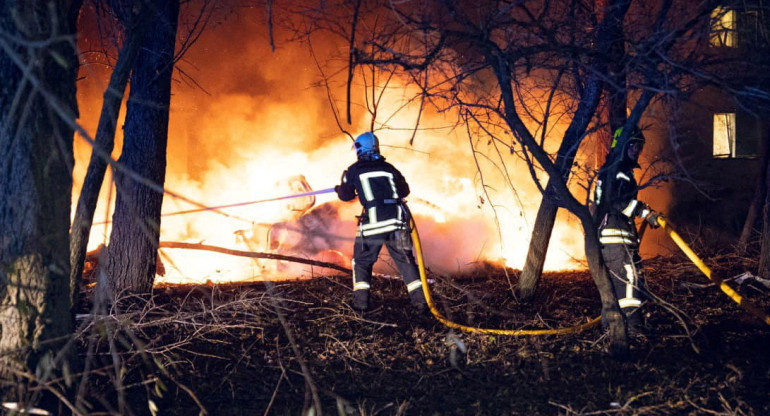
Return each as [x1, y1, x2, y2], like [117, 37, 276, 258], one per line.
[0, 0, 81, 408]
[69, 7, 149, 310]
[103, 0, 179, 300]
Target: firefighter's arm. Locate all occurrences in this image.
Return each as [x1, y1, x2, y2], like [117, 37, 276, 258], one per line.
[618, 180, 660, 227]
[618, 199, 659, 227]
[335, 170, 357, 201]
[393, 168, 410, 198]
[611, 173, 657, 223]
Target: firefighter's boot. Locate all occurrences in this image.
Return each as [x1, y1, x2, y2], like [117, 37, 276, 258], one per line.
[352, 290, 369, 312]
[409, 288, 428, 314]
[625, 307, 645, 336]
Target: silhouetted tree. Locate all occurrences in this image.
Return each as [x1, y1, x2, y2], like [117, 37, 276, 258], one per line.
[0, 0, 82, 411]
[102, 0, 180, 299]
[70, 0, 151, 310]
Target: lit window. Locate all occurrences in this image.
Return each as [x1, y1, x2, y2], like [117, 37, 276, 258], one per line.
[713, 113, 736, 158]
[710, 7, 737, 47]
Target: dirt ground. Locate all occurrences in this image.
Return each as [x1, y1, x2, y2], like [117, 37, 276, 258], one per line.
[77, 253, 770, 415]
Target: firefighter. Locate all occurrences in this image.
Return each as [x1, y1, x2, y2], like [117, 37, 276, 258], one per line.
[594, 127, 660, 333]
[334, 132, 428, 314]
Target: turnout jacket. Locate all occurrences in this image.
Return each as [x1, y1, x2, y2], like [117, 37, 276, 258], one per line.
[594, 163, 649, 246]
[336, 157, 410, 237]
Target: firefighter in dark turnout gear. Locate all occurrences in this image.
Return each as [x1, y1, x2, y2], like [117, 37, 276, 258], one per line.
[594, 127, 660, 332]
[335, 132, 428, 313]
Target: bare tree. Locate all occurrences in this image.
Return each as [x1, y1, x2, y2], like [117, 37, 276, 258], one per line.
[0, 0, 82, 411]
[69, 0, 151, 310]
[518, 0, 632, 301]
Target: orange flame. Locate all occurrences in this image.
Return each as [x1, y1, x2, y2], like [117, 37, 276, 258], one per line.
[73, 11, 592, 285]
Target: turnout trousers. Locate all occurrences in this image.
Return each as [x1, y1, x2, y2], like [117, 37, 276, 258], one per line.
[599, 222, 647, 327]
[351, 231, 427, 311]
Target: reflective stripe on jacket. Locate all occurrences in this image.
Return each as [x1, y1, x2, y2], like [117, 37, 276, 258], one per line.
[336, 157, 410, 237]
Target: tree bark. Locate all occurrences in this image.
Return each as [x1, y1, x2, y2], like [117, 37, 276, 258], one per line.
[102, 0, 179, 300]
[70, 3, 149, 311]
[519, 188, 558, 300]
[0, 0, 81, 408]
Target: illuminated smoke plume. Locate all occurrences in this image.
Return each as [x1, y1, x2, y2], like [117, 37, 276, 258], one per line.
[74, 6, 607, 284]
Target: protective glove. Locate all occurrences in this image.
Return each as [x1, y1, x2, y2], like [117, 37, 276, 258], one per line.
[639, 203, 660, 228]
[645, 211, 661, 229]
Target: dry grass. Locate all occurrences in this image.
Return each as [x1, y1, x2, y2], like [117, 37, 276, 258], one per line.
[61, 254, 770, 415]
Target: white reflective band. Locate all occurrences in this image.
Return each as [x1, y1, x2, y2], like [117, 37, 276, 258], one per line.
[616, 172, 631, 181]
[619, 298, 642, 308]
[622, 200, 638, 217]
[354, 282, 370, 291]
[624, 264, 636, 300]
[362, 225, 400, 236]
[359, 171, 398, 201]
[599, 236, 636, 245]
[595, 180, 603, 205]
[406, 280, 423, 292]
[361, 218, 405, 236]
[362, 218, 403, 230]
[601, 228, 634, 238]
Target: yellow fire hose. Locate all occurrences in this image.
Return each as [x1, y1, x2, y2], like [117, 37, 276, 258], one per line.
[656, 216, 770, 326]
[410, 218, 601, 336]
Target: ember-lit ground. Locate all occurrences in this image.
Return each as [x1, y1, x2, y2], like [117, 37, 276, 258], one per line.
[78, 254, 770, 415]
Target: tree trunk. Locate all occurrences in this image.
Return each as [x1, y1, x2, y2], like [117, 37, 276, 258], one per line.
[102, 0, 179, 300]
[580, 212, 629, 358]
[738, 129, 769, 253]
[0, 0, 81, 408]
[519, 190, 559, 300]
[69, 5, 149, 310]
[758, 142, 770, 278]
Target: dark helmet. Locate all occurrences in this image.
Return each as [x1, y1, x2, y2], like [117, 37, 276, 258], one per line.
[611, 126, 645, 150]
[610, 126, 645, 166]
[354, 132, 381, 160]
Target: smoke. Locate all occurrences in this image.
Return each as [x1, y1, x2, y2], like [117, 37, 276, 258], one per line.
[73, 4, 592, 284]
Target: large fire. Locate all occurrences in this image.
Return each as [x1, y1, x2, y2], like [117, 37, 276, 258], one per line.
[72, 7, 600, 285]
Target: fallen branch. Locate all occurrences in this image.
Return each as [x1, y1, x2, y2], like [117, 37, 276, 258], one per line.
[158, 241, 352, 274]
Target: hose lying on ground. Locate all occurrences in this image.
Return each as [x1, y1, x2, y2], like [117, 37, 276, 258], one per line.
[657, 216, 770, 326]
[410, 218, 601, 336]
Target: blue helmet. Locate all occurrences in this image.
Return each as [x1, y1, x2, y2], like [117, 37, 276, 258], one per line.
[354, 132, 381, 159]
